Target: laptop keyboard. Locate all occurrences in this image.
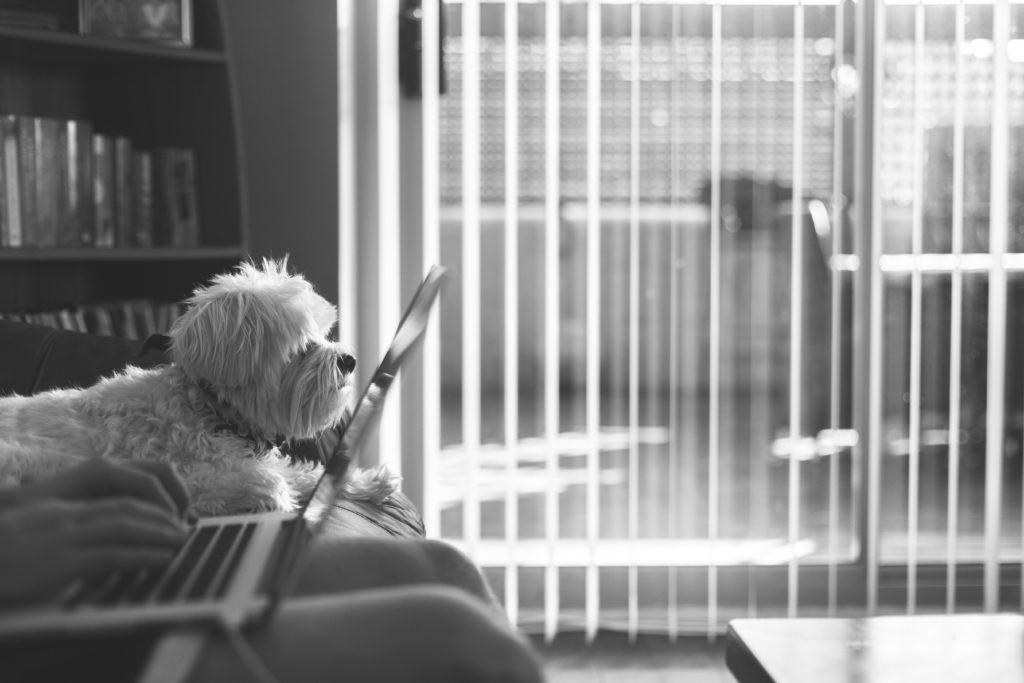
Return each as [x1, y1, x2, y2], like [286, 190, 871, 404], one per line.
[65, 522, 258, 609]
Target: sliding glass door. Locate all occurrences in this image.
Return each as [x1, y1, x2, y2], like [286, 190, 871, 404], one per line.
[339, 0, 1024, 639]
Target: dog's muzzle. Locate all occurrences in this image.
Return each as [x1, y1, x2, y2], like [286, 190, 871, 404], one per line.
[338, 353, 356, 374]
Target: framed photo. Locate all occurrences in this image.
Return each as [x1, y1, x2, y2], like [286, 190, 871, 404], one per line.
[79, 0, 192, 46]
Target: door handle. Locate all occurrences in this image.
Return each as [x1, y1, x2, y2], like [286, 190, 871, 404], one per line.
[399, 0, 447, 98]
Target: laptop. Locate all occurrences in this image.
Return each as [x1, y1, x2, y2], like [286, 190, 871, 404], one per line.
[0, 265, 447, 639]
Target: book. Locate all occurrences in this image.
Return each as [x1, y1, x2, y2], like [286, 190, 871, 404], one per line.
[81, 304, 114, 336]
[169, 147, 199, 247]
[56, 119, 94, 247]
[16, 115, 36, 246]
[70, 307, 88, 333]
[127, 298, 158, 339]
[0, 117, 6, 247]
[57, 309, 78, 332]
[92, 133, 115, 248]
[155, 301, 183, 333]
[113, 136, 133, 246]
[151, 148, 175, 246]
[2, 115, 22, 248]
[106, 301, 132, 338]
[38, 311, 59, 328]
[131, 150, 153, 247]
[32, 117, 61, 247]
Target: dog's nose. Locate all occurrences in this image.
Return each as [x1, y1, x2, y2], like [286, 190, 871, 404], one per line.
[338, 353, 357, 374]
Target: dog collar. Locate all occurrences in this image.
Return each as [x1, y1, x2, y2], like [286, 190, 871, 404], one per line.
[194, 378, 286, 453]
[212, 420, 284, 453]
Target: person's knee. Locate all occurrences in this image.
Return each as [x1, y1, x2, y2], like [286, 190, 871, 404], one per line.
[417, 539, 503, 606]
[420, 539, 482, 585]
[413, 587, 543, 683]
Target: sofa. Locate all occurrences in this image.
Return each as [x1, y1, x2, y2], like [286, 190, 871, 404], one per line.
[0, 319, 424, 539]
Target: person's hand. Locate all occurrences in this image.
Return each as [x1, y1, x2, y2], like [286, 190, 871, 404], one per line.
[0, 459, 192, 606]
[23, 459, 191, 520]
[0, 497, 189, 605]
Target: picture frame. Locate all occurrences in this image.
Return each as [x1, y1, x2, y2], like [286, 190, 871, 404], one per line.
[79, 0, 192, 46]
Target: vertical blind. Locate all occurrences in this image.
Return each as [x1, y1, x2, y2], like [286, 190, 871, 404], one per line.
[339, 0, 1024, 640]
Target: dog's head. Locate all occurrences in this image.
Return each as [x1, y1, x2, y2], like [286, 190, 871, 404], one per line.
[169, 258, 355, 440]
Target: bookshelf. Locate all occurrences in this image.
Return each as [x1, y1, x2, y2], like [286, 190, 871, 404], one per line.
[0, 0, 247, 324]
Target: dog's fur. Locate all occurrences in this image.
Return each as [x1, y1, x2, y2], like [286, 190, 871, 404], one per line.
[0, 259, 398, 516]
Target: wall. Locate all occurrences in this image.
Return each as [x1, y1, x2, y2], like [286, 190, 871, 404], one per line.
[221, 1, 339, 304]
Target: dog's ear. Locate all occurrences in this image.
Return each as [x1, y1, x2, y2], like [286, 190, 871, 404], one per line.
[170, 290, 295, 388]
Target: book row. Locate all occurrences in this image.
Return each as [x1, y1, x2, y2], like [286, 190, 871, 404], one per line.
[0, 115, 201, 250]
[0, 299, 186, 340]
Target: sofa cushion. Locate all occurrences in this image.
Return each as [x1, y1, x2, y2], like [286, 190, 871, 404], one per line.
[0, 320, 168, 397]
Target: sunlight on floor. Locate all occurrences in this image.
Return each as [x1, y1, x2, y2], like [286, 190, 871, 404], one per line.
[436, 427, 669, 505]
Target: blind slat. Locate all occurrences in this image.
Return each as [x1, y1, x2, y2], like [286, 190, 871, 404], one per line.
[628, 0, 642, 643]
[667, 1, 682, 640]
[707, 1, 724, 639]
[787, 1, 806, 619]
[421, 0, 443, 541]
[827, 0, 846, 619]
[504, 0, 521, 630]
[585, 0, 603, 645]
[338, 0, 358, 389]
[462, 0, 482, 553]
[544, 0, 561, 644]
[946, 0, 966, 616]
[906, 0, 926, 615]
[865, 0, 885, 616]
[984, 0, 1011, 614]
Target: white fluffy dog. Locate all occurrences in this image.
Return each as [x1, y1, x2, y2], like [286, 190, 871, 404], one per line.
[0, 259, 397, 516]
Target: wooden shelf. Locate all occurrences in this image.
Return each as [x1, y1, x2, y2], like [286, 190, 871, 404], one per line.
[0, 247, 246, 262]
[0, 25, 226, 64]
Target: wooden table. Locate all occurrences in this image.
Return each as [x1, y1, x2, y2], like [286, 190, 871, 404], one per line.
[725, 613, 1024, 682]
